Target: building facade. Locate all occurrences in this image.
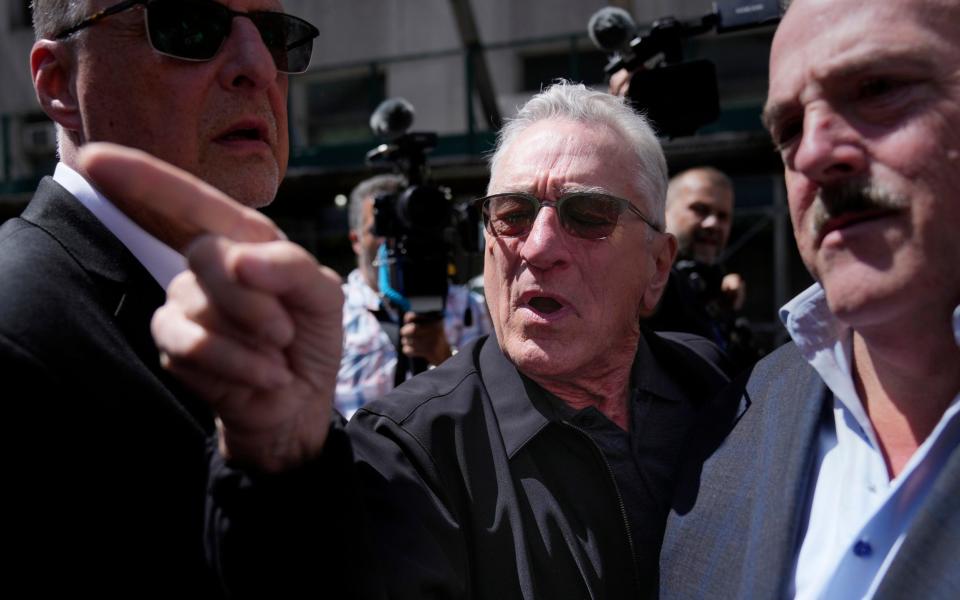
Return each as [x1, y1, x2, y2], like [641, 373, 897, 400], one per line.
[0, 0, 806, 349]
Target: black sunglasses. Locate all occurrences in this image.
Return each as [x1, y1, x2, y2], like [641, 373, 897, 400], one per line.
[54, 0, 319, 74]
[477, 191, 663, 241]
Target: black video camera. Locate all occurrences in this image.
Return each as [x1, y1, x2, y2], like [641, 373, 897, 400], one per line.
[588, 1, 781, 138]
[366, 98, 481, 316]
[674, 258, 726, 313]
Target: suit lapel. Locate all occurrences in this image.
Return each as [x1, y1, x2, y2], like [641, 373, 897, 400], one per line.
[742, 348, 831, 598]
[660, 343, 831, 599]
[22, 177, 135, 284]
[112, 273, 214, 433]
[22, 178, 214, 434]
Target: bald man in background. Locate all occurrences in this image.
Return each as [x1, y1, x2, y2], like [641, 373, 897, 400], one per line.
[646, 166, 755, 369]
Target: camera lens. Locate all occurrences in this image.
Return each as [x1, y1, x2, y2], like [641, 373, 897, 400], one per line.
[398, 186, 449, 233]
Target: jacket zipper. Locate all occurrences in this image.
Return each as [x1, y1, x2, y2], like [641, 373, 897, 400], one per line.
[560, 421, 642, 596]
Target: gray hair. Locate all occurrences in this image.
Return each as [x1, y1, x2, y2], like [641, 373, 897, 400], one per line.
[31, 0, 90, 41]
[488, 81, 668, 228]
[348, 174, 405, 232]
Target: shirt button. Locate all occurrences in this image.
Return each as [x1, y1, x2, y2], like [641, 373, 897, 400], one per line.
[853, 540, 873, 557]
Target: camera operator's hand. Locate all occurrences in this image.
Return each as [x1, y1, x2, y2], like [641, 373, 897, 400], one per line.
[79, 143, 344, 474]
[721, 272, 747, 311]
[400, 312, 453, 366]
[609, 68, 633, 97]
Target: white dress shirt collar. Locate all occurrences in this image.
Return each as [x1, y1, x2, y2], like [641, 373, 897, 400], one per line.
[53, 162, 186, 289]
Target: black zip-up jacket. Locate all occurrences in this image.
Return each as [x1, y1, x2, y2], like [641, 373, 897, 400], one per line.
[207, 331, 730, 599]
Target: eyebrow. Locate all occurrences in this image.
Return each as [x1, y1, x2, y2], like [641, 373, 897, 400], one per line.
[559, 184, 610, 195]
[761, 101, 794, 134]
[505, 184, 613, 197]
[763, 51, 936, 131]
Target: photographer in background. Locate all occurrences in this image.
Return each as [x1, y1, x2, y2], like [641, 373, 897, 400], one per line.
[336, 174, 492, 418]
[667, 167, 744, 309]
[645, 167, 756, 369]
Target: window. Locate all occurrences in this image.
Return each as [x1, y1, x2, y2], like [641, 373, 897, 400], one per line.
[303, 72, 387, 146]
[521, 49, 608, 91]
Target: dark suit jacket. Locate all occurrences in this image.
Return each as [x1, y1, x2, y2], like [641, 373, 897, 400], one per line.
[0, 178, 220, 595]
[659, 342, 960, 599]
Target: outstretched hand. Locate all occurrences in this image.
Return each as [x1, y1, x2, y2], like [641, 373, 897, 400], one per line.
[80, 143, 344, 472]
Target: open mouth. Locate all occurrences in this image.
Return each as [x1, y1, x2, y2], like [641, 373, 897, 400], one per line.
[219, 128, 264, 142]
[527, 296, 563, 314]
[215, 119, 271, 146]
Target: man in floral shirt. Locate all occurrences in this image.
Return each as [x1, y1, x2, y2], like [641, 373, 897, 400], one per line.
[336, 175, 492, 418]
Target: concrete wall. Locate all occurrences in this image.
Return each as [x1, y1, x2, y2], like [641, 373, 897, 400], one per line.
[284, 0, 721, 135]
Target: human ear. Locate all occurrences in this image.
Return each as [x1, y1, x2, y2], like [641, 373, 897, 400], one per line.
[31, 40, 82, 133]
[640, 232, 678, 313]
[348, 230, 363, 257]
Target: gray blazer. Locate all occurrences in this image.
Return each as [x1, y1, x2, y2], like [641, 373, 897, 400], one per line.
[659, 342, 960, 599]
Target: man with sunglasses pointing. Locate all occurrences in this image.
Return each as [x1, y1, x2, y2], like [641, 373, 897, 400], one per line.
[1, 0, 317, 593]
[92, 82, 731, 597]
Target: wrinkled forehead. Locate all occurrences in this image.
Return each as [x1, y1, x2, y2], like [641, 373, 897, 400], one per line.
[87, 0, 286, 14]
[213, 0, 286, 11]
[766, 0, 958, 120]
[775, 0, 953, 45]
[772, 0, 958, 70]
[680, 187, 733, 215]
[673, 173, 731, 202]
[490, 119, 643, 199]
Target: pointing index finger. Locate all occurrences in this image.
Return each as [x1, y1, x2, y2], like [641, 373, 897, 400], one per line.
[78, 142, 282, 251]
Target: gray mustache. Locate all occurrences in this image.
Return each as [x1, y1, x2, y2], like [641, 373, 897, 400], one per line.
[811, 179, 909, 237]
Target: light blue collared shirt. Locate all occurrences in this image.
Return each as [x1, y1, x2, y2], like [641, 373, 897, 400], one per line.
[782, 283, 960, 600]
[53, 162, 186, 289]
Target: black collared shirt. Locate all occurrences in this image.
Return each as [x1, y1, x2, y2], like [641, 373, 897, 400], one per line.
[532, 334, 700, 596]
[209, 331, 730, 599]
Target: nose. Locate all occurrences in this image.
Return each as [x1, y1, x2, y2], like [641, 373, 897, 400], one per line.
[217, 17, 278, 91]
[791, 103, 868, 185]
[700, 213, 719, 230]
[518, 205, 571, 270]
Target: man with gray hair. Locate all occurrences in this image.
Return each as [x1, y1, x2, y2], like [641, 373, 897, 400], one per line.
[336, 173, 491, 418]
[94, 81, 731, 597]
[0, 0, 317, 593]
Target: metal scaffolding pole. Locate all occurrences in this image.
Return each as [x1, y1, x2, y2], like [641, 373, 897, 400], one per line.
[449, 0, 502, 132]
[772, 174, 791, 343]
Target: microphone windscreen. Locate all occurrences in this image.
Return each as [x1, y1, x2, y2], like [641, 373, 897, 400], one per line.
[587, 7, 636, 52]
[370, 98, 415, 139]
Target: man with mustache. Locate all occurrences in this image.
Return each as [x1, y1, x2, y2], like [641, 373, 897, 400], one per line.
[0, 0, 317, 593]
[87, 82, 731, 597]
[659, 0, 960, 597]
